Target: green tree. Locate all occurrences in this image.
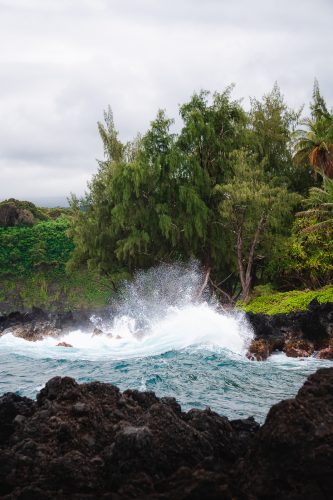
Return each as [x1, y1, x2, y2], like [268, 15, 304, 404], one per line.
[297, 175, 333, 233]
[249, 84, 300, 181]
[69, 90, 247, 292]
[310, 78, 330, 121]
[220, 150, 300, 301]
[293, 116, 333, 178]
[174, 89, 247, 287]
[293, 81, 333, 179]
[69, 109, 177, 276]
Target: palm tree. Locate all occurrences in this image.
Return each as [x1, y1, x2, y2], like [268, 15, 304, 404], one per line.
[293, 116, 333, 178]
[297, 175, 333, 233]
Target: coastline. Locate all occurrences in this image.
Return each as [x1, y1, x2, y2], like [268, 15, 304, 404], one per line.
[1, 300, 333, 359]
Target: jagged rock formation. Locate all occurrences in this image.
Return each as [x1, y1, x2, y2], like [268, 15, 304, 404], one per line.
[247, 299, 333, 359]
[0, 308, 98, 342]
[0, 368, 332, 499]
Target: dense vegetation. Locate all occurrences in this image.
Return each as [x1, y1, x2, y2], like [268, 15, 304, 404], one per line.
[239, 286, 333, 315]
[0, 207, 113, 312]
[0, 218, 73, 276]
[1, 81, 332, 312]
[69, 81, 333, 303]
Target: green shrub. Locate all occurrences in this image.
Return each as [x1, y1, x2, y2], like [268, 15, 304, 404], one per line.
[238, 286, 333, 315]
[0, 218, 74, 277]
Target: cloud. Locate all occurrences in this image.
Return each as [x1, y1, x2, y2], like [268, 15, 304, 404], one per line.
[0, 0, 332, 203]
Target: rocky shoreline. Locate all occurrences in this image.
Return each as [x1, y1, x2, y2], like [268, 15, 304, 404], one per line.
[246, 299, 333, 360]
[1, 300, 333, 360]
[0, 368, 332, 499]
[0, 307, 104, 342]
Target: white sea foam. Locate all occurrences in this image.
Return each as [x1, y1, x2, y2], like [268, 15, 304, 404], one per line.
[0, 302, 253, 360]
[0, 263, 256, 360]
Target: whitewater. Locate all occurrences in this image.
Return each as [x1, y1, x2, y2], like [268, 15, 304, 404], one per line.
[0, 263, 331, 422]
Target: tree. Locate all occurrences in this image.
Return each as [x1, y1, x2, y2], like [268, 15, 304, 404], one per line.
[69, 90, 248, 292]
[249, 83, 302, 187]
[220, 150, 300, 302]
[97, 105, 124, 165]
[69, 109, 178, 276]
[174, 89, 247, 287]
[310, 78, 330, 121]
[293, 81, 333, 179]
[297, 175, 333, 233]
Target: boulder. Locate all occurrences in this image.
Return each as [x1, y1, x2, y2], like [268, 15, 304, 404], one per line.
[283, 339, 314, 357]
[0, 308, 100, 341]
[317, 347, 333, 359]
[0, 203, 35, 227]
[246, 339, 271, 361]
[56, 342, 73, 348]
[236, 368, 333, 499]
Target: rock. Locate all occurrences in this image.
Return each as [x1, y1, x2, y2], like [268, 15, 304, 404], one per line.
[92, 327, 103, 337]
[317, 346, 333, 359]
[235, 368, 333, 499]
[246, 339, 271, 361]
[0, 393, 35, 444]
[0, 308, 105, 341]
[283, 339, 314, 357]
[0, 203, 35, 227]
[246, 300, 333, 358]
[56, 342, 73, 348]
[0, 370, 332, 498]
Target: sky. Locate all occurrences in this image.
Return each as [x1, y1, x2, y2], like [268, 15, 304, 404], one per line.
[0, 0, 332, 206]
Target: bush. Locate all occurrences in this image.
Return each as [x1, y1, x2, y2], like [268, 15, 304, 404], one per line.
[0, 218, 74, 277]
[238, 286, 333, 315]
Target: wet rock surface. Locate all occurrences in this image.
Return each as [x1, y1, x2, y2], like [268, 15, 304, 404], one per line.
[247, 299, 333, 359]
[0, 308, 101, 341]
[0, 368, 332, 499]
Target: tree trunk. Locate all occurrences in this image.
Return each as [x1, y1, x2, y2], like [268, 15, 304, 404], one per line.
[195, 265, 211, 301]
[237, 213, 266, 303]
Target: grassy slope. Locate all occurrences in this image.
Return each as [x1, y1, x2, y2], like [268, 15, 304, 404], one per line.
[0, 270, 115, 313]
[238, 286, 333, 315]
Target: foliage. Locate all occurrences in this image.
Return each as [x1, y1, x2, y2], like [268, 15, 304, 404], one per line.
[238, 285, 333, 315]
[3, 82, 333, 309]
[249, 83, 304, 190]
[0, 218, 74, 277]
[276, 214, 333, 290]
[220, 150, 300, 300]
[293, 81, 333, 179]
[298, 175, 333, 233]
[0, 270, 114, 312]
[69, 89, 247, 289]
[268, 175, 333, 289]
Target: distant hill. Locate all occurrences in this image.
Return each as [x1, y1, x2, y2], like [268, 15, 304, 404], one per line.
[0, 199, 70, 227]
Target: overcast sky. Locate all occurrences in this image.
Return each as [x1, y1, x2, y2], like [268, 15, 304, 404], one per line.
[0, 0, 332, 205]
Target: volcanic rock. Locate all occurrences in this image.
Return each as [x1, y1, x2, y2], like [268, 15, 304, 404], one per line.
[283, 338, 314, 357]
[0, 308, 99, 342]
[246, 339, 271, 361]
[246, 299, 333, 358]
[56, 342, 73, 348]
[236, 368, 333, 499]
[0, 369, 332, 498]
[92, 327, 103, 337]
[317, 346, 333, 359]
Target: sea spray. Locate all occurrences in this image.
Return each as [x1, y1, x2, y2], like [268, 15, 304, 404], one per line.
[40, 262, 253, 359]
[0, 261, 253, 360]
[2, 262, 330, 421]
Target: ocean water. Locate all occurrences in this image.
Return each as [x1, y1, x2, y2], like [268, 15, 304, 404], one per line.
[0, 264, 331, 423]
